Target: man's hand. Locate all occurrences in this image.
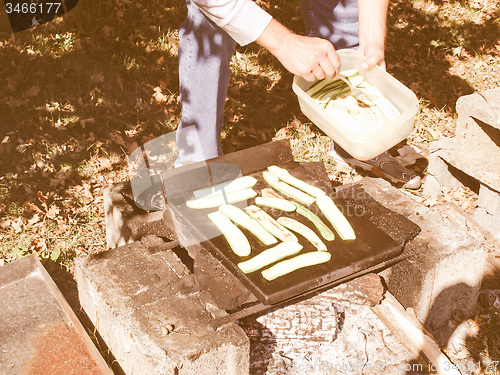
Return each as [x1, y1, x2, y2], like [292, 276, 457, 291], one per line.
[256, 19, 340, 82]
[358, 0, 389, 70]
[359, 42, 386, 70]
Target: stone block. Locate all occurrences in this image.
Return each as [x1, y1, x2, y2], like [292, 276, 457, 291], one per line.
[0, 255, 112, 375]
[360, 178, 491, 346]
[475, 183, 500, 240]
[76, 241, 249, 375]
[104, 182, 176, 249]
[450, 88, 500, 191]
[423, 138, 470, 199]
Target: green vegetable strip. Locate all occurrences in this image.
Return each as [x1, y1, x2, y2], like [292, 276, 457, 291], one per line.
[208, 211, 251, 257]
[254, 197, 296, 212]
[261, 251, 332, 281]
[186, 188, 257, 209]
[245, 205, 297, 242]
[262, 171, 315, 206]
[316, 195, 356, 240]
[294, 203, 335, 241]
[277, 217, 327, 251]
[219, 204, 277, 246]
[267, 165, 326, 198]
[193, 176, 257, 199]
[237, 242, 303, 274]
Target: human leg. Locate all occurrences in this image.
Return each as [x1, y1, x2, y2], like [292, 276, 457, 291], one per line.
[299, 0, 359, 49]
[176, 0, 237, 166]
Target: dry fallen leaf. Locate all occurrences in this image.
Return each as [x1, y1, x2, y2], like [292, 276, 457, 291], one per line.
[27, 85, 40, 97]
[152, 86, 168, 104]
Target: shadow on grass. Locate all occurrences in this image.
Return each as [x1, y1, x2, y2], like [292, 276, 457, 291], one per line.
[386, 0, 500, 110]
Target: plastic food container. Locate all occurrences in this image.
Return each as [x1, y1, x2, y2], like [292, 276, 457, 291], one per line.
[292, 49, 419, 160]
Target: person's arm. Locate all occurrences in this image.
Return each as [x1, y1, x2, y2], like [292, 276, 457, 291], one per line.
[192, 0, 272, 46]
[256, 19, 340, 82]
[193, 0, 340, 82]
[357, 0, 389, 70]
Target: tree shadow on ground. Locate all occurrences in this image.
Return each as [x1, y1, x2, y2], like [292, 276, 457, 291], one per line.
[404, 258, 500, 374]
[386, 0, 500, 110]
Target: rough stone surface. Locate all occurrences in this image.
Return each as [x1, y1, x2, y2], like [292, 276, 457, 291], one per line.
[475, 183, 500, 240]
[0, 255, 112, 375]
[422, 138, 468, 199]
[239, 297, 419, 375]
[450, 88, 500, 191]
[76, 241, 249, 375]
[360, 178, 491, 346]
[104, 182, 176, 249]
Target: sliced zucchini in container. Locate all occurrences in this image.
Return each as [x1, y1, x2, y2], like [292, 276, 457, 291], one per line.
[186, 188, 257, 209]
[208, 211, 251, 257]
[294, 203, 335, 241]
[245, 205, 297, 242]
[316, 195, 356, 240]
[262, 171, 315, 206]
[261, 251, 332, 281]
[193, 176, 257, 199]
[219, 204, 277, 246]
[237, 241, 303, 274]
[276, 217, 327, 251]
[267, 165, 326, 198]
[255, 197, 296, 212]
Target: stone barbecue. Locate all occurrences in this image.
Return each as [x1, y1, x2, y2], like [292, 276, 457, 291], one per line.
[76, 139, 496, 375]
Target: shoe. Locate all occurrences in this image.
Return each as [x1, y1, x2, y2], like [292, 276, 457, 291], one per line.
[329, 143, 422, 189]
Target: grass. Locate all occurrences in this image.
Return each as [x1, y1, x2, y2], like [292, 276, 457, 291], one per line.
[0, 0, 499, 372]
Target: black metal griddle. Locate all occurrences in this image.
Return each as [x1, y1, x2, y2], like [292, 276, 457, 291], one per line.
[163, 142, 414, 306]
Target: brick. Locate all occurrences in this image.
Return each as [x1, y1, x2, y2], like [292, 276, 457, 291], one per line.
[359, 178, 492, 346]
[76, 242, 249, 375]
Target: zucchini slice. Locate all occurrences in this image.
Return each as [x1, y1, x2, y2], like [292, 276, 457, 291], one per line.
[261, 251, 332, 281]
[193, 176, 257, 199]
[267, 165, 326, 198]
[208, 211, 251, 257]
[316, 195, 356, 240]
[237, 241, 302, 274]
[254, 197, 296, 212]
[260, 188, 284, 199]
[294, 203, 335, 241]
[245, 205, 297, 242]
[276, 217, 327, 251]
[262, 171, 315, 206]
[186, 188, 257, 209]
[219, 204, 277, 246]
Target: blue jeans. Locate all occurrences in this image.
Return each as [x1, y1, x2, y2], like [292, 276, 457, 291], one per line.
[176, 0, 359, 165]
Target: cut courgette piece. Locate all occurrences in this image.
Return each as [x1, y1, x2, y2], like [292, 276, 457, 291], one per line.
[267, 165, 326, 198]
[276, 217, 327, 251]
[237, 241, 302, 274]
[262, 171, 315, 206]
[261, 251, 332, 281]
[192, 176, 258, 199]
[186, 188, 257, 209]
[315, 195, 356, 240]
[208, 211, 251, 256]
[245, 205, 297, 242]
[219, 204, 277, 246]
[254, 197, 296, 212]
[294, 202, 335, 241]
